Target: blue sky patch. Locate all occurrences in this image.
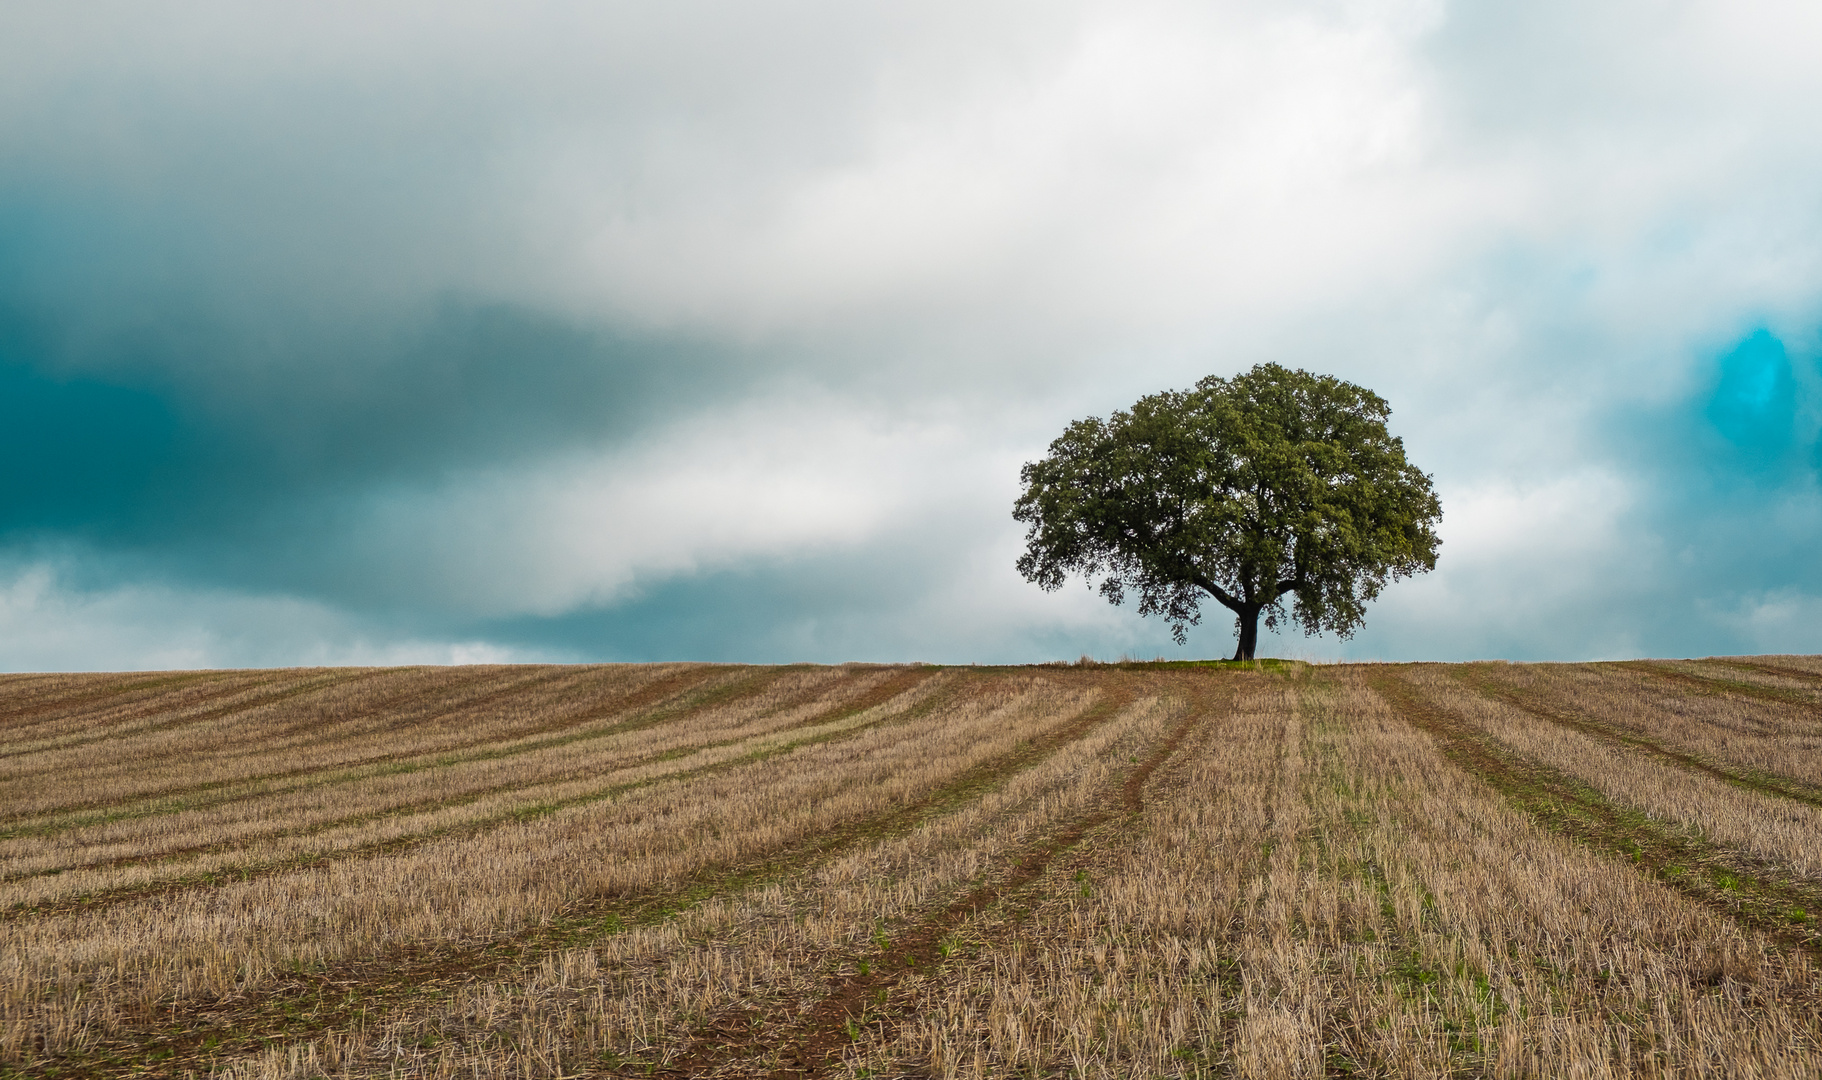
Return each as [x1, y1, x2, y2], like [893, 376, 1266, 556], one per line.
[1706, 329, 1798, 454]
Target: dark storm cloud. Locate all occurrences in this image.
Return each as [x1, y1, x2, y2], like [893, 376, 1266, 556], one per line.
[0, 288, 741, 553]
[0, 340, 179, 533]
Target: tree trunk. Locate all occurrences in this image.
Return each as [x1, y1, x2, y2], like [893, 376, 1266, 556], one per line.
[1231, 605, 1261, 662]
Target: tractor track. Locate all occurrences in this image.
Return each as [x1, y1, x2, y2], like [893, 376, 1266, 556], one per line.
[1370, 668, 1822, 961]
[628, 671, 1235, 1080]
[26, 672, 1142, 1080]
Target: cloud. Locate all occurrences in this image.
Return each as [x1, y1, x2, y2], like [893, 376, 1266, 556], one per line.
[0, 560, 547, 672]
[1708, 590, 1822, 657]
[1334, 470, 1654, 661]
[311, 392, 983, 618]
[0, 298, 744, 543]
[2, 1, 1822, 667]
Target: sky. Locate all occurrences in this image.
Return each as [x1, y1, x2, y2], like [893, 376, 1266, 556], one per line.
[3, 0, 1822, 669]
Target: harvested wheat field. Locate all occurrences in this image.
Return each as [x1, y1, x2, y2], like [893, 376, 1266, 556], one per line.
[5, 658, 1822, 1078]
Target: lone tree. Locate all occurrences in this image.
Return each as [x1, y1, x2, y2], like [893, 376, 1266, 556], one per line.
[1014, 364, 1441, 661]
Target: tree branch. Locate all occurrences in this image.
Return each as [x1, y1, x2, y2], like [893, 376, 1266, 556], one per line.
[1192, 574, 1244, 612]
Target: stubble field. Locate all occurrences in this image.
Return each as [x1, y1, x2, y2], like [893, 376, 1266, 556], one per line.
[5, 656, 1822, 1078]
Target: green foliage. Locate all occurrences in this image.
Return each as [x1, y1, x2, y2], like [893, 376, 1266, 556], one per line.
[1013, 363, 1441, 659]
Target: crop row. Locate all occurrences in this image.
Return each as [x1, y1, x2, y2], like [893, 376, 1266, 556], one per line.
[3, 657, 1821, 1076]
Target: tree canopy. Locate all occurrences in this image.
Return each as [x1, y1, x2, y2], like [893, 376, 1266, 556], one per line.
[1013, 364, 1442, 661]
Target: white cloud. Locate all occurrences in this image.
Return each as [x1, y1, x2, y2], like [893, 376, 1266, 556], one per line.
[0, 563, 552, 672]
[558, 0, 1490, 353]
[1334, 471, 1656, 661]
[1708, 590, 1822, 657]
[327, 392, 1014, 618]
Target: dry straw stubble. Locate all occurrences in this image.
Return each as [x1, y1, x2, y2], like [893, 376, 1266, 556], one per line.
[5, 658, 1822, 1078]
